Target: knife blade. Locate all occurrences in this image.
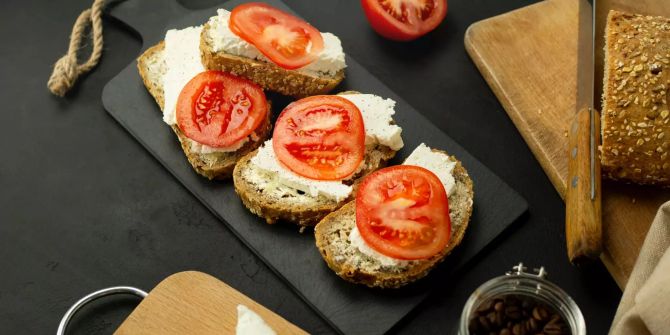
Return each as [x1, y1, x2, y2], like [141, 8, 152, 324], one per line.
[565, 0, 603, 265]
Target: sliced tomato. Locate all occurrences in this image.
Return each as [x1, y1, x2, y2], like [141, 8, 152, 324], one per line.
[229, 3, 324, 70]
[361, 0, 447, 41]
[356, 165, 451, 260]
[273, 96, 365, 180]
[176, 71, 267, 148]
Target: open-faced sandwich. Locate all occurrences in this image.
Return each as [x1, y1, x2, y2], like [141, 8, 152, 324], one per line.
[201, 3, 346, 97]
[315, 143, 474, 288]
[138, 25, 272, 180]
[233, 92, 404, 226]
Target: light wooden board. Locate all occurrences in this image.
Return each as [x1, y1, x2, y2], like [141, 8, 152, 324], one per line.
[464, 0, 670, 288]
[114, 271, 307, 334]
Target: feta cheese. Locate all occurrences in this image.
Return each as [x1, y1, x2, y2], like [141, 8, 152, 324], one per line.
[163, 26, 204, 126]
[250, 139, 353, 202]
[349, 225, 410, 267]
[404, 143, 457, 196]
[236, 304, 276, 335]
[207, 9, 346, 76]
[338, 94, 404, 150]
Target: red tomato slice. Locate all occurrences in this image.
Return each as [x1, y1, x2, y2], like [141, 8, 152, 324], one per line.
[273, 96, 365, 180]
[361, 0, 447, 41]
[230, 3, 324, 70]
[356, 165, 451, 260]
[176, 71, 268, 148]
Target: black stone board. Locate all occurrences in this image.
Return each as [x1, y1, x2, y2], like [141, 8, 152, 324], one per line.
[102, 1, 528, 334]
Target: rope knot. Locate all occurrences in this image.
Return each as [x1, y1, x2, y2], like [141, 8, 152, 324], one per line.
[48, 54, 79, 97]
[47, 0, 105, 97]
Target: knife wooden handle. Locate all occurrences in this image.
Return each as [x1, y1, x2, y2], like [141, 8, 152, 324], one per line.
[566, 107, 602, 265]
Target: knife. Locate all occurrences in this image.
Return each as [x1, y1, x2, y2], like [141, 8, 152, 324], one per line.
[565, 0, 602, 265]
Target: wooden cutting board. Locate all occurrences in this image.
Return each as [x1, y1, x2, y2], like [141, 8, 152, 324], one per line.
[464, 0, 670, 289]
[114, 271, 307, 334]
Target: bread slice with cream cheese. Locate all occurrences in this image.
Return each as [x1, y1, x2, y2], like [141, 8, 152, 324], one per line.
[200, 9, 346, 98]
[233, 92, 403, 226]
[314, 145, 474, 288]
[137, 28, 271, 180]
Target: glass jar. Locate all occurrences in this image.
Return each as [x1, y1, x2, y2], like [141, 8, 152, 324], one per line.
[459, 263, 586, 335]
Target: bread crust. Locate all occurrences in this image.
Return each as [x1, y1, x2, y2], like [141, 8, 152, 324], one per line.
[314, 150, 474, 288]
[200, 22, 345, 98]
[136, 41, 271, 180]
[601, 10, 670, 186]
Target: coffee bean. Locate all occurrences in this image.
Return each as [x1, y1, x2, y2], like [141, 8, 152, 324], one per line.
[480, 300, 494, 311]
[500, 329, 512, 335]
[543, 322, 567, 335]
[479, 316, 492, 331]
[495, 301, 505, 312]
[528, 317, 539, 331]
[532, 306, 549, 321]
[495, 311, 504, 327]
[505, 305, 522, 320]
[512, 323, 526, 335]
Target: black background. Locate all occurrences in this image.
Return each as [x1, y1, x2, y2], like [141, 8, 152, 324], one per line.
[0, 0, 620, 334]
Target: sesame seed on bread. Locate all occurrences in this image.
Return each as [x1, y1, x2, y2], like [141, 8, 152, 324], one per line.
[314, 149, 474, 289]
[136, 42, 271, 180]
[200, 22, 345, 98]
[601, 10, 670, 186]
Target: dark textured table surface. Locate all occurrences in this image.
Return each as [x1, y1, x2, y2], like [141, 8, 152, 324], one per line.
[0, 0, 621, 334]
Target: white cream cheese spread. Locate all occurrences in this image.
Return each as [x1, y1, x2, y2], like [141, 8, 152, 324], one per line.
[338, 94, 404, 151]
[207, 9, 346, 76]
[236, 304, 276, 335]
[404, 143, 457, 196]
[250, 139, 353, 202]
[348, 225, 411, 267]
[163, 26, 204, 126]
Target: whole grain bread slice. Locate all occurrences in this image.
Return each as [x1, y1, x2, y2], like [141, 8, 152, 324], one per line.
[200, 22, 345, 98]
[233, 143, 396, 226]
[137, 42, 272, 180]
[314, 149, 474, 288]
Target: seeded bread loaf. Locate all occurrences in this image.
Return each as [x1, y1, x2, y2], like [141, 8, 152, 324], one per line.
[137, 42, 272, 180]
[200, 22, 345, 98]
[314, 149, 474, 288]
[601, 10, 670, 186]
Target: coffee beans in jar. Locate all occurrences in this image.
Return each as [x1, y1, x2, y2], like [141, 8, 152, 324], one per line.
[467, 295, 571, 335]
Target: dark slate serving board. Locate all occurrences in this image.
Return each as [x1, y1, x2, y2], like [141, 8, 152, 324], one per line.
[102, 0, 528, 334]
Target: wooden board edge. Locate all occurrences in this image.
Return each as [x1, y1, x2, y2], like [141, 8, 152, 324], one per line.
[115, 271, 308, 335]
[464, 19, 569, 199]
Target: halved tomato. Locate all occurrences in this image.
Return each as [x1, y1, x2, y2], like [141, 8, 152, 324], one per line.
[273, 96, 365, 180]
[176, 71, 268, 148]
[356, 165, 451, 260]
[361, 0, 447, 41]
[229, 3, 324, 70]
